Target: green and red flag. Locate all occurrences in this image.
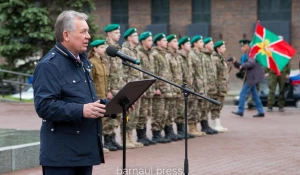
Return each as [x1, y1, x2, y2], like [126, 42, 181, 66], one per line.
[249, 22, 296, 75]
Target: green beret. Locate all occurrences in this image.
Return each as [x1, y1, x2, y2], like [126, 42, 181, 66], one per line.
[123, 28, 137, 39]
[90, 39, 106, 47]
[166, 34, 177, 42]
[203, 37, 212, 45]
[153, 33, 166, 44]
[104, 24, 120, 32]
[239, 39, 251, 46]
[139, 31, 152, 42]
[190, 35, 203, 45]
[214, 40, 225, 49]
[178, 36, 190, 46]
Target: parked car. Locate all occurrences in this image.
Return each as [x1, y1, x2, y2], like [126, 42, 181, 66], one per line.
[233, 72, 300, 109]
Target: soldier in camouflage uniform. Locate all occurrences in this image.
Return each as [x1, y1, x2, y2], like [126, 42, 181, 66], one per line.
[136, 31, 156, 146]
[189, 35, 215, 135]
[164, 34, 181, 141]
[102, 24, 123, 151]
[149, 33, 172, 143]
[177, 36, 204, 138]
[183, 36, 203, 136]
[266, 62, 290, 112]
[120, 28, 144, 149]
[199, 37, 218, 134]
[211, 40, 229, 133]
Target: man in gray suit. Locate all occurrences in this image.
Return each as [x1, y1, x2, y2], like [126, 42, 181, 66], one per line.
[231, 58, 265, 117]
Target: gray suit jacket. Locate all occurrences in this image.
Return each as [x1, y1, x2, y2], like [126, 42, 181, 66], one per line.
[234, 58, 264, 86]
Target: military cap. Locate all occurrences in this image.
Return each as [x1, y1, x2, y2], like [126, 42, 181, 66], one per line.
[166, 34, 177, 42]
[139, 31, 152, 42]
[214, 40, 225, 49]
[90, 39, 106, 47]
[104, 24, 120, 32]
[123, 28, 137, 39]
[190, 35, 203, 45]
[153, 33, 166, 44]
[203, 37, 212, 45]
[178, 36, 190, 46]
[239, 39, 251, 46]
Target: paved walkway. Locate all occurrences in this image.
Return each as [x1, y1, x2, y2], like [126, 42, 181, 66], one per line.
[1, 102, 300, 175]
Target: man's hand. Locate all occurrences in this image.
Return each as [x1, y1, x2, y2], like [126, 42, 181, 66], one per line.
[265, 73, 269, 77]
[107, 92, 113, 100]
[285, 74, 290, 79]
[83, 100, 106, 118]
[127, 102, 135, 114]
[232, 56, 236, 63]
[154, 89, 161, 96]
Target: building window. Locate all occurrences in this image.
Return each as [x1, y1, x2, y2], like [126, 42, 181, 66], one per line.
[111, 0, 128, 24]
[151, 0, 169, 24]
[192, 0, 211, 23]
[258, 0, 291, 21]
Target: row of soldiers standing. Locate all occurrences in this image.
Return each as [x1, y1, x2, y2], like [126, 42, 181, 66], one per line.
[88, 24, 230, 152]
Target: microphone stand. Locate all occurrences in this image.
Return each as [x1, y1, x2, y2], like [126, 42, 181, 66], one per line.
[121, 61, 221, 175]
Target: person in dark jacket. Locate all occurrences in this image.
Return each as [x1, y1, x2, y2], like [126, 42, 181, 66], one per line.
[33, 10, 107, 175]
[231, 57, 265, 117]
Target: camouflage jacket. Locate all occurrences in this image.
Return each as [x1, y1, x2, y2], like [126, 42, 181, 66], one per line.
[181, 50, 193, 89]
[105, 39, 124, 95]
[202, 48, 217, 95]
[136, 45, 155, 97]
[150, 46, 173, 98]
[121, 42, 141, 82]
[165, 48, 183, 96]
[189, 48, 205, 94]
[213, 52, 229, 96]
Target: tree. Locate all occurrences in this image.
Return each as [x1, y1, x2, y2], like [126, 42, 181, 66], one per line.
[0, 0, 100, 73]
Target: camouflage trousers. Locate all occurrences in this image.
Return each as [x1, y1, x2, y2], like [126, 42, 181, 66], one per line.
[174, 98, 184, 124]
[187, 97, 199, 125]
[267, 73, 287, 108]
[210, 95, 225, 120]
[102, 116, 121, 135]
[120, 98, 141, 133]
[136, 97, 152, 130]
[164, 98, 176, 126]
[151, 98, 166, 131]
[196, 98, 209, 122]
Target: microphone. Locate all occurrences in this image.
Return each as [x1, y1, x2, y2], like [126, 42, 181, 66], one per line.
[106, 46, 140, 65]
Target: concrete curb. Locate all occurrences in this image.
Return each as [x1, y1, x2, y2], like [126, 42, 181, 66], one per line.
[0, 142, 40, 174]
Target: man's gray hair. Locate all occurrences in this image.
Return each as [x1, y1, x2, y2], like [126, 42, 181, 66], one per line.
[55, 10, 88, 42]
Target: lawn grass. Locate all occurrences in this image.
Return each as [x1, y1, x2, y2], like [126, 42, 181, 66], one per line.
[0, 95, 34, 102]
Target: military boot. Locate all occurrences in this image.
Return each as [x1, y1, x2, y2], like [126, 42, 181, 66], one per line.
[120, 132, 135, 149]
[200, 120, 218, 135]
[103, 135, 118, 151]
[176, 123, 195, 139]
[128, 131, 144, 148]
[110, 133, 123, 150]
[211, 119, 228, 133]
[188, 123, 205, 137]
[136, 129, 150, 146]
[142, 128, 156, 145]
[103, 147, 109, 154]
[152, 130, 170, 143]
[164, 125, 178, 141]
[194, 123, 207, 136]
